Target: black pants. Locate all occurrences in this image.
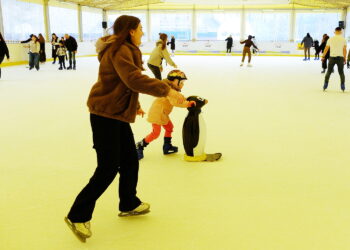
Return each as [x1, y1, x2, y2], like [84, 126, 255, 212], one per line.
[68, 51, 76, 68]
[58, 56, 66, 69]
[52, 49, 58, 63]
[226, 47, 232, 53]
[304, 47, 311, 59]
[322, 57, 329, 69]
[325, 57, 345, 85]
[147, 63, 162, 80]
[67, 114, 141, 223]
[0, 55, 4, 78]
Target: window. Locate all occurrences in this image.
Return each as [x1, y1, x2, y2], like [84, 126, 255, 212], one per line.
[49, 5, 79, 40]
[150, 12, 192, 41]
[246, 12, 290, 41]
[1, 0, 45, 41]
[196, 12, 241, 40]
[82, 6, 103, 41]
[107, 12, 148, 41]
[295, 12, 341, 42]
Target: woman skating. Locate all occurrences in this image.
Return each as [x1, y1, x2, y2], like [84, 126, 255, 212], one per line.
[64, 15, 185, 243]
[240, 35, 258, 67]
[148, 33, 177, 80]
[38, 33, 46, 63]
[51, 33, 59, 64]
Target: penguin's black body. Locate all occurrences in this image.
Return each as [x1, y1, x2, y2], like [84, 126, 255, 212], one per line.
[182, 96, 221, 162]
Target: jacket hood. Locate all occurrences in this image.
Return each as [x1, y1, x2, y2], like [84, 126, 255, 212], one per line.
[96, 35, 117, 61]
[156, 39, 164, 47]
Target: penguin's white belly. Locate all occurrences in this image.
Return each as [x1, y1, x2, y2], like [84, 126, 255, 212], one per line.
[193, 114, 206, 157]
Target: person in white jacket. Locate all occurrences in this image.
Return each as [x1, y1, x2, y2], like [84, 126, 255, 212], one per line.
[147, 33, 177, 80]
[23, 35, 41, 70]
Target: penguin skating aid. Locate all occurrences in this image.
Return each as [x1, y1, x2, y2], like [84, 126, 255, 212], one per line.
[182, 96, 222, 162]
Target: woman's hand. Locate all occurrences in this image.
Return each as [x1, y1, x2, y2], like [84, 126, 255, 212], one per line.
[174, 64, 178, 68]
[137, 108, 146, 118]
[168, 89, 185, 103]
[187, 101, 196, 107]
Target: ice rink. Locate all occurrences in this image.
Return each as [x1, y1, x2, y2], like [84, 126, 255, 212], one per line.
[2, 55, 350, 250]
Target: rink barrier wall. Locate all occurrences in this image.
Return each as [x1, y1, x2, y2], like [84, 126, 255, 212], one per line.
[1, 41, 324, 67]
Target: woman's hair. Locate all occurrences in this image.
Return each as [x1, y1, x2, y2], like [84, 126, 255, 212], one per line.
[38, 33, 45, 43]
[159, 33, 168, 50]
[32, 35, 39, 43]
[111, 15, 140, 53]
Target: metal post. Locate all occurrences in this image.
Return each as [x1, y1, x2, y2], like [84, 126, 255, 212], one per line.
[43, 0, 50, 40]
[0, 0, 5, 36]
[290, 8, 295, 42]
[147, 5, 151, 42]
[192, 5, 196, 41]
[78, 4, 83, 42]
[103, 9, 108, 36]
[241, 5, 245, 40]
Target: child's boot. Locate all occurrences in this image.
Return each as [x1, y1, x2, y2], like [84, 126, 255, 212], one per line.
[163, 137, 178, 155]
[136, 139, 148, 160]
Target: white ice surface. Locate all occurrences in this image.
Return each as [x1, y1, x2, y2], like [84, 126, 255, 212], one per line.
[1, 55, 350, 250]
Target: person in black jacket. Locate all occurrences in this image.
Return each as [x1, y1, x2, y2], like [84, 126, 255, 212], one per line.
[38, 33, 46, 63]
[0, 32, 10, 79]
[320, 34, 330, 73]
[167, 35, 176, 55]
[64, 34, 78, 70]
[225, 35, 233, 54]
[51, 33, 59, 64]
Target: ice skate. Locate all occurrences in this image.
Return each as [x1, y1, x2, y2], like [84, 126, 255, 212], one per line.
[205, 153, 222, 162]
[136, 139, 148, 160]
[247, 63, 252, 67]
[64, 217, 91, 243]
[240, 62, 244, 67]
[321, 69, 325, 73]
[118, 202, 150, 217]
[163, 137, 178, 155]
[341, 83, 345, 92]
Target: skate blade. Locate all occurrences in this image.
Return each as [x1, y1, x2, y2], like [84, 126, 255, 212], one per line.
[64, 217, 88, 243]
[205, 153, 222, 162]
[118, 209, 150, 217]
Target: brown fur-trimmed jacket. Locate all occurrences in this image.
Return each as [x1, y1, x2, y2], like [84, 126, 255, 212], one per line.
[87, 35, 171, 123]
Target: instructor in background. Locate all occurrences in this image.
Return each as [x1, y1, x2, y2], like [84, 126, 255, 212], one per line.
[64, 34, 78, 70]
[225, 35, 233, 54]
[322, 27, 347, 92]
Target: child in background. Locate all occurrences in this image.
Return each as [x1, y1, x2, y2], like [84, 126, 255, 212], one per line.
[56, 42, 67, 70]
[136, 70, 196, 160]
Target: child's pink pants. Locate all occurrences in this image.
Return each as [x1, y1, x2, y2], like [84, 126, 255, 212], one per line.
[145, 121, 174, 143]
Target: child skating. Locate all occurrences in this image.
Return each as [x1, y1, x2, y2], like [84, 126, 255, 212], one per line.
[56, 42, 67, 70]
[136, 70, 195, 160]
[240, 35, 259, 67]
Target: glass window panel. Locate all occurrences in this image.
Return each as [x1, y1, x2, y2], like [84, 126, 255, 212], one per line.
[196, 12, 241, 40]
[295, 12, 341, 42]
[49, 5, 79, 39]
[1, 0, 45, 41]
[150, 12, 192, 41]
[245, 12, 290, 41]
[82, 7, 103, 41]
[107, 12, 148, 42]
